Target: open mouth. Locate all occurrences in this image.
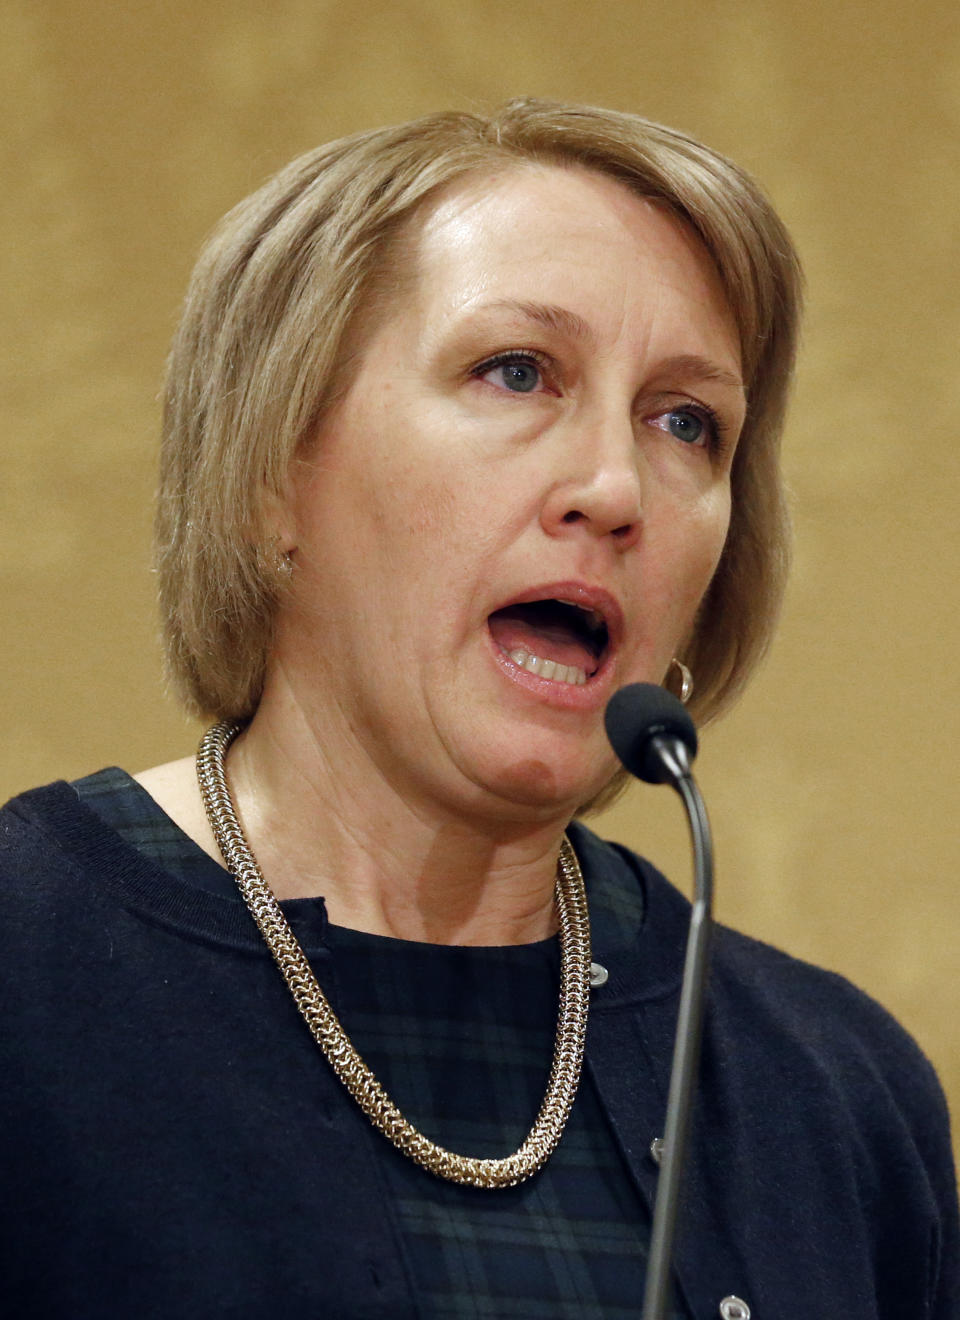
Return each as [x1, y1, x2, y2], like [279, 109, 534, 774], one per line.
[488, 598, 610, 687]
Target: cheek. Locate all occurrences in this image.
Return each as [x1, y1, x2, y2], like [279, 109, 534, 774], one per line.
[660, 491, 731, 618]
[697, 503, 732, 588]
[391, 442, 508, 570]
[704, 487, 733, 574]
[403, 474, 459, 539]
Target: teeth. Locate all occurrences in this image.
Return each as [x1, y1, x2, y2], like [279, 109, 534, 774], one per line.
[507, 649, 587, 686]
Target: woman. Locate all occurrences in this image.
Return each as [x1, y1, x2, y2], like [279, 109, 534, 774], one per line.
[2, 100, 956, 1318]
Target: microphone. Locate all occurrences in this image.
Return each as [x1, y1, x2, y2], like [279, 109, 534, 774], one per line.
[604, 683, 714, 1320]
[604, 682, 698, 786]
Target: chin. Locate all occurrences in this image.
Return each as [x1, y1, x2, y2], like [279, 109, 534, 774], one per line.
[441, 702, 617, 817]
[474, 748, 613, 817]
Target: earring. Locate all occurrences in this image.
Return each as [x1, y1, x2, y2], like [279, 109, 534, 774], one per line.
[267, 537, 294, 579]
[669, 658, 694, 704]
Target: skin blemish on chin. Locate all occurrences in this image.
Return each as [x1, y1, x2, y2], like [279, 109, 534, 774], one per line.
[277, 164, 739, 824]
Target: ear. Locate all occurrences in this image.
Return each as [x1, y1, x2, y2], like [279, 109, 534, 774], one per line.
[260, 484, 297, 556]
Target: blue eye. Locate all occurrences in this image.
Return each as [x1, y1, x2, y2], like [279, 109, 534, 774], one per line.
[498, 361, 540, 392]
[475, 352, 545, 394]
[649, 402, 725, 452]
[666, 409, 706, 444]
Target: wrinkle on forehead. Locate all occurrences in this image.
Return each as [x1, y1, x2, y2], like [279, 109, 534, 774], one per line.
[346, 162, 743, 402]
[413, 167, 740, 379]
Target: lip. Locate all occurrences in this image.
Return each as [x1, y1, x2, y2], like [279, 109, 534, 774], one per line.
[486, 579, 624, 710]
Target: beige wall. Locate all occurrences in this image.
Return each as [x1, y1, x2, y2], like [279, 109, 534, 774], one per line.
[3, 1, 958, 1158]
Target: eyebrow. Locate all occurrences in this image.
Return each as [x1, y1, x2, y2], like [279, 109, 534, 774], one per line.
[653, 354, 746, 394]
[476, 299, 596, 346]
[471, 302, 745, 395]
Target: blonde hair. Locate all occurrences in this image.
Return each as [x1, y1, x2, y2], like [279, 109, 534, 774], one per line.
[157, 98, 801, 737]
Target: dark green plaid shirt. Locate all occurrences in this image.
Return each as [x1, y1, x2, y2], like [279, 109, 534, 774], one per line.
[75, 767, 688, 1319]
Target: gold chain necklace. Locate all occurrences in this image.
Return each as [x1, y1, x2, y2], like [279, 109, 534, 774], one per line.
[196, 720, 592, 1189]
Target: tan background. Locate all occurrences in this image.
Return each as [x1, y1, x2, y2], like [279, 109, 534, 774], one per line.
[3, 1, 958, 1160]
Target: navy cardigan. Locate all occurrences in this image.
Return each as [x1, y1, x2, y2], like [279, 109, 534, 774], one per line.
[1, 781, 957, 1317]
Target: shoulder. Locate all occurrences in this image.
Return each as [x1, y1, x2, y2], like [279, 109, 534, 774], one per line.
[575, 823, 958, 1306]
[708, 920, 952, 1148]
[0, 773, 165, 914]
[571, 821, 953, 1145]
[0, 782, 132, 989]
[0, 779, 116, 907]
[573, 820, 927, 1028]
[703, 897, 947, 1131]
[1, 779, 88, 866]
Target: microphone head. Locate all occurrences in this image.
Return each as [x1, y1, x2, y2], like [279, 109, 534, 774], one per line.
[604, 683, 698, 784]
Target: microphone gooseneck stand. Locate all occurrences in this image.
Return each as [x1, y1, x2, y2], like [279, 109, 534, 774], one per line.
[603, 684, 715, 1320]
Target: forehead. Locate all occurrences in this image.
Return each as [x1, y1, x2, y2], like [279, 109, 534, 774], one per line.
[398, 163, 739, 365]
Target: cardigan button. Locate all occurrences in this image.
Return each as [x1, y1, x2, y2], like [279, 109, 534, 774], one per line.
[719, 1297, 750, 1320]
[649, 1136, 664, 1165]
[589, 962, 609, 987]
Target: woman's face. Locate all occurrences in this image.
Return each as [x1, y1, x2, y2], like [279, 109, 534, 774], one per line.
[277, 165, 746, 819]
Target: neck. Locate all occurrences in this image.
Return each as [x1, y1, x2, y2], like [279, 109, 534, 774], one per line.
[223, 683, 572, 946]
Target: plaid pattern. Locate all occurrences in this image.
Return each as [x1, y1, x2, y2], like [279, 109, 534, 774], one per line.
[74, 766, 233, 896]
[75, 768, 689, 1318]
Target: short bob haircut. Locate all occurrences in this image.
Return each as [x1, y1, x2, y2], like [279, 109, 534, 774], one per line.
[158, 98, 802, 744]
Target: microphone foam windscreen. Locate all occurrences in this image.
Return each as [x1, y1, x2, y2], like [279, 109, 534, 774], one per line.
[604, 683, 698, 782]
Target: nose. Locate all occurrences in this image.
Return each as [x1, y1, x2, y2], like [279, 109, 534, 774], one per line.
[540, 407, 643, 552]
